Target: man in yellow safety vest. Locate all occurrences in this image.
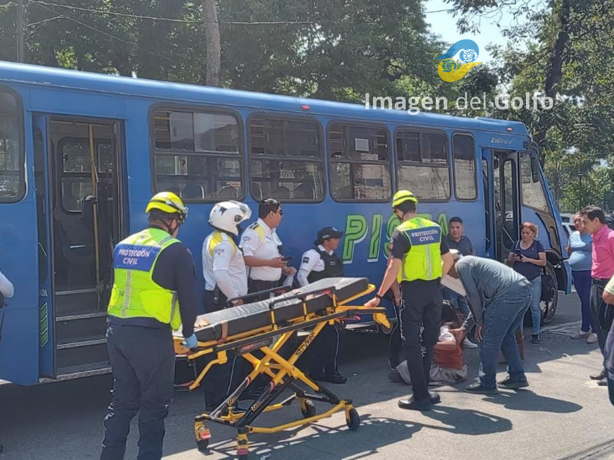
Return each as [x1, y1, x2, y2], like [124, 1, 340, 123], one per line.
[101, 191, 198, 460]
[366, 190, 454, 411]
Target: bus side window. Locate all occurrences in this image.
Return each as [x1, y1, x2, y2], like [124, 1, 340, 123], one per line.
[395, 129, 450, 201]
[328, 123, 392, 201]
[0, 89, 25, 202]
[520, 153, 549, 212]
[453, 134, 477, 201]
[248, 116, 324, 202]
[152, 109, 244, 202]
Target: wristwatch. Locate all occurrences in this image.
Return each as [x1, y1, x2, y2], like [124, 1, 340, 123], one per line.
[375, 293, 383, 300]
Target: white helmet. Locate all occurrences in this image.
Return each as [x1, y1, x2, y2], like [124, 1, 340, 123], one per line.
[209, 201, 252, 236]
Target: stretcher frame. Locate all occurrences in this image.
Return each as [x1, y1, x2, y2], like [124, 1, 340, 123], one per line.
[174, 283, 389, 459]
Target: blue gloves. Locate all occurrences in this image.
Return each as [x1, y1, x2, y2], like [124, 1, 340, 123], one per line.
[183, 334, 198, 349]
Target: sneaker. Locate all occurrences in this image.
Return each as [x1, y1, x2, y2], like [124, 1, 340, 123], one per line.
[572, 331, 591, 339]
[464, 382, 499, 395]
[498, 376, 529, 389]
[463, 338, 479, 349]
[587, 333, 598, 344]
[531, 334, 540, 344]
[429, 391, 441, 405]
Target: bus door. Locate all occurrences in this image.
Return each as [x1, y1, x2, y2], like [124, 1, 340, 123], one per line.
[481, 150, 495, 258]
[491, 150, 521, 262]
[35, 115, 125, 379]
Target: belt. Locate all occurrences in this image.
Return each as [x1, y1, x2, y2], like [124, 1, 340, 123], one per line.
[400, 278, 441, 285]
[592, 278, 610, 284]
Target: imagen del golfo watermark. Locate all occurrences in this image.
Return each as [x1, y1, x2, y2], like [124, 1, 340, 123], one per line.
[364, 92, 555, 115]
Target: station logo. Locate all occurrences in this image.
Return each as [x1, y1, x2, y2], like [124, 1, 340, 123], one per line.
[436, 39, 481, 82]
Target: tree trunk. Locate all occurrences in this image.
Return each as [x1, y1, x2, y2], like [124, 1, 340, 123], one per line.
[533, 0, 572, 164]
[201, 0, 221, 86]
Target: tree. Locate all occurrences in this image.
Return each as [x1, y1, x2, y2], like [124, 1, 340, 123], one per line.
[201, 0, 220, 86]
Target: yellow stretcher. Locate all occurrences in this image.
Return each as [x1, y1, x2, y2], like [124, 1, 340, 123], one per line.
[173, 277, 390, 459]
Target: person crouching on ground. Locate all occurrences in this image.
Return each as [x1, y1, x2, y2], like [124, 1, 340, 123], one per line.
[389, 301, 468, 387]
[447, 250, 533, 394]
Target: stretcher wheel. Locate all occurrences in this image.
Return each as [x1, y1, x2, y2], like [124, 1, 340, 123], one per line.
[301, 400, 316, 418]
[347, 408, 360, 431]
[196, 439, 209, 452]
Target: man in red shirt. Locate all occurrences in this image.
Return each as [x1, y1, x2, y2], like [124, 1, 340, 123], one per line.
[580, 206, 614, 382]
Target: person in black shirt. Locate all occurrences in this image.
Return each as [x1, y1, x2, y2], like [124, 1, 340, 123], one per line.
[366, 190, 453, 411]
[444, 217, 478, 349]
[296, 227, 347, 384]
[101, 192, 198, 460]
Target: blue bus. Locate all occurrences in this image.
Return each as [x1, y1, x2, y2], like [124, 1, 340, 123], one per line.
[0, 62, 570, 385]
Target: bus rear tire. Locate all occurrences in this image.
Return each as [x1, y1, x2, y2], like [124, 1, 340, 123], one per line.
[524, 262, 558, 325]
[541, 262, 558, 324]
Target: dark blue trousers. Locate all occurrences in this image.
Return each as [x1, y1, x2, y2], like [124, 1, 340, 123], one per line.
[572, 270, 595, 333]
[100, 324, 175, 460]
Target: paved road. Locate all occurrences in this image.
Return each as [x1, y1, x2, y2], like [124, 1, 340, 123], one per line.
[2, 291, 614, 460]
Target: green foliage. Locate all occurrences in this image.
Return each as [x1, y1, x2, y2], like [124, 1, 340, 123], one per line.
[2, 0, 614, 210]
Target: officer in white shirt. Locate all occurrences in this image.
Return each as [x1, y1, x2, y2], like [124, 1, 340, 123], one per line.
[240, 199, 296, 299]
[201, 200, 251, 411]
[202, 200, 251, 312]
[296, 227, 347, 384]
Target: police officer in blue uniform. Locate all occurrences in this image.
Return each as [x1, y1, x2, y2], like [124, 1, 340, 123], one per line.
[297, 227, 347, 384]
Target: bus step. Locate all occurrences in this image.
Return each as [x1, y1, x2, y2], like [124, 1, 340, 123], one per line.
[54, 290, 100, 316]
[56, 312, 107, 342]
[56, 338, 109, 370]
[47, 361, 112, 382]
[57, 335, 106, 350]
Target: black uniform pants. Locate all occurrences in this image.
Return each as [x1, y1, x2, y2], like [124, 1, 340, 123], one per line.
[248, 279, 281, 302]
[203, 289, 228, 313]
[399, 279, 442, 402]
[201, 289, 243, 410]
[591, 278, 614, 358]
[101, 324, 174, 460]
[297, 323, 341, 374]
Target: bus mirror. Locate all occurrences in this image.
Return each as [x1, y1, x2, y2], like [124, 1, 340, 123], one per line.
[530, 156, 540, 182]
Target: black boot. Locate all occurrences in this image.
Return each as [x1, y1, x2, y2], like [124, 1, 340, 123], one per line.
[398, 396, 431, 411]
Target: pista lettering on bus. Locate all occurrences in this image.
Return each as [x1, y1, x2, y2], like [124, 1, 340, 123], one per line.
[342, 213, 450, 263]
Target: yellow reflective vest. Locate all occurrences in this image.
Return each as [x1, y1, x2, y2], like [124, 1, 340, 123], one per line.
[107, 228, 182, 330]
[396, 217, 443, 282]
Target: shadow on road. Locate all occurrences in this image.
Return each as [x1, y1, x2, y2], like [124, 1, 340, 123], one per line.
[202, 406, 513, 459]
[0, 307, 593, 459]
[483, 389, 583, 413]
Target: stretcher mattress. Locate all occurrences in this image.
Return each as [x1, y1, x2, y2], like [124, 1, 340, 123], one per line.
[189, 277, 369, 343]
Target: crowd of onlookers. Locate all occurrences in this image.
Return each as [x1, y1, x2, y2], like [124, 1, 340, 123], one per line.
[387, 206, 614, 394]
